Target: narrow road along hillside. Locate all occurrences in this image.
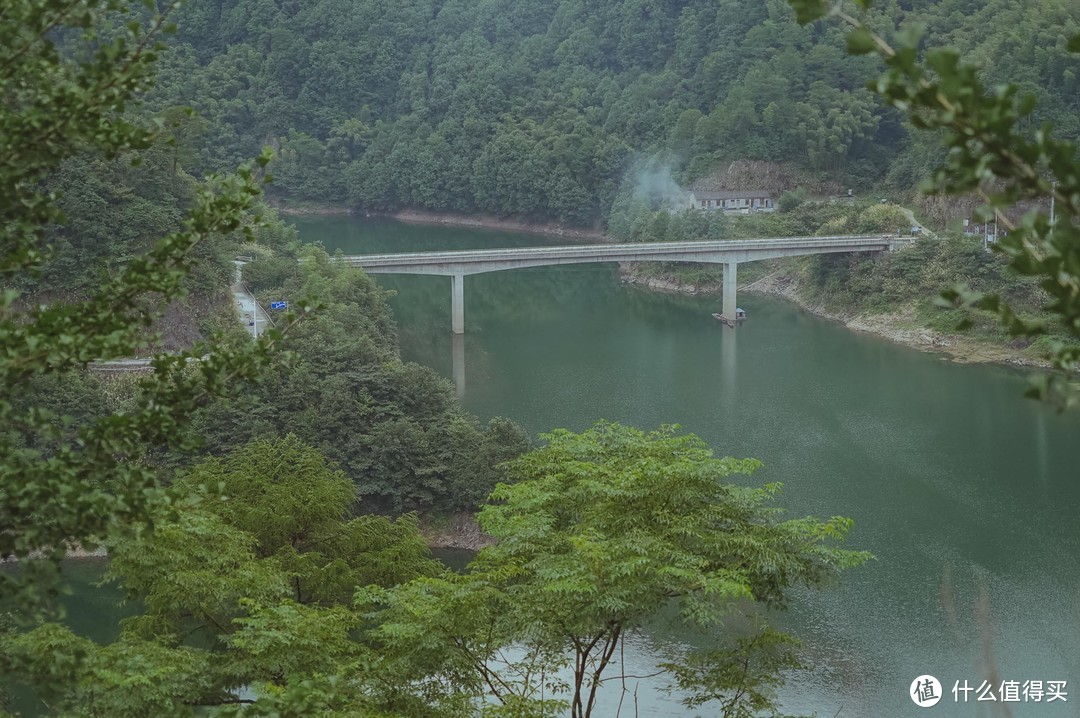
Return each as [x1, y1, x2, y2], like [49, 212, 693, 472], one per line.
[89, 261, 269, 372]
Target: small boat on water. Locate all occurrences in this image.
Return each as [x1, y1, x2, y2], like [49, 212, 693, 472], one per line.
[712, 308, 747, 327]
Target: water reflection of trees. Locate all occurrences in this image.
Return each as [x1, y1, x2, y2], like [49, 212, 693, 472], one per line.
[294, 217, 569, 255]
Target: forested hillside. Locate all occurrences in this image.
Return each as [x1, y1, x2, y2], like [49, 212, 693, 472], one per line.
[7, 0, 538, 526]
[188, 233, 532, 515]
[146, 0, 1080, 224]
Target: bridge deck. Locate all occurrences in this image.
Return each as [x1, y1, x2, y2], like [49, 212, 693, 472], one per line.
[339, 234, 913, 333]
[344, 235, 901, 270]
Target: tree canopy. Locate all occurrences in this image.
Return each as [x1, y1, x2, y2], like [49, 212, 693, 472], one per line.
[4, 427, 868, 717]
[127, 0, 1080, 224]
[362, 423, 869, 718]
[2, 436, 439, 715]
[0, 0, 285, 616]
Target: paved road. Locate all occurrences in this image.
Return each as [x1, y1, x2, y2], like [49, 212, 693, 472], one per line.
[232, 260, 271, 339]
[87, 357, 156, 371]
[899, 206, 933, 237]
[89, 261, 269, 372]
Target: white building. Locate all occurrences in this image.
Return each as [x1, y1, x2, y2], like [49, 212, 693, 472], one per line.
[693, 190, 777, 213]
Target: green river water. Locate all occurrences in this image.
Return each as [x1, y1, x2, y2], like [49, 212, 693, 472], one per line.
[44, 217, 1080, 717]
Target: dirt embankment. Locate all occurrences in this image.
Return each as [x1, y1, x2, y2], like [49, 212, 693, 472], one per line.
[421, 512, 493, 551]
[746, 274, 1055, 368]
[691, 159, 843, 197]
[619, 264, 1053, 369]
[387, 209, 606, 241]
[618, 263, 721, 295]
[270, 201, 353, 216]
[0, 544, 108, 564]
[270, 200, 608, 241]
[5, 521, 490, 564]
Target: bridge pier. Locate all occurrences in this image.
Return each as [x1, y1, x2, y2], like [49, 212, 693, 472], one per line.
[451, 274, 464, 334]
[722, 262, 737, 323]
[350, 237, 913, 333]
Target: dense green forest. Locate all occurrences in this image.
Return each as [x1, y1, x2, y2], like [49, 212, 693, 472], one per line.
[7, 0, 538, 521]
[143, 0, 1080, 224]
[14, 203, 530, 517]
[12, 138, 242, 347]
[3, 428, 866, 716]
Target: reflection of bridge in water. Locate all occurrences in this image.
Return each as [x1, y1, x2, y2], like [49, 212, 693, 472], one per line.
[445, 307, 739, 401]
[452, 333, 464, 399]
[344, 235, 913, 333]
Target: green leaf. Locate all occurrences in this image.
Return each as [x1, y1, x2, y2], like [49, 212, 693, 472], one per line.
[847, 27, 877, 55]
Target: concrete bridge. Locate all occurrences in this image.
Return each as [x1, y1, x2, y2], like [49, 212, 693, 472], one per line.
[344, 235, 913, 333]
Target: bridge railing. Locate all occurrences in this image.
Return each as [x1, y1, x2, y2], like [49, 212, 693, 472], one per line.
[344, 235, 903, 264]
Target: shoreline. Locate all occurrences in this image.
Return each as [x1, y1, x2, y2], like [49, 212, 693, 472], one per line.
[271, 201, 353, 216]
[745, 273, 1053, 369]
[384, 209, 607, 241]
[619, 263, 1053, 369]
[272, 200, 607, 241]
[4, 519, 490, 563]
[421, 512, 492, 551]
[274, 201, 1050, 370]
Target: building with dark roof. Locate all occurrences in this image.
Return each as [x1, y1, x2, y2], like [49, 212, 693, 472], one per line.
[693, 190, 777, 212]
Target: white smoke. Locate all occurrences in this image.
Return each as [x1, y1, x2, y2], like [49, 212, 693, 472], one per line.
[629, 156, 696, 211]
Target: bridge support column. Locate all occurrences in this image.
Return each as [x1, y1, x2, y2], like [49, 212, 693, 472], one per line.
[451, 274, 464, 334]
[723, 262, 737, 323]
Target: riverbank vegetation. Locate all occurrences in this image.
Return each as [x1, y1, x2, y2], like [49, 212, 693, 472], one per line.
[784, 0, 1080, 393]
[3, 428, 867, 717]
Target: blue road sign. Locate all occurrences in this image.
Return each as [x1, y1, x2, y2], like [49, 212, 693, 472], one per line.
[270, 301, 288, 310]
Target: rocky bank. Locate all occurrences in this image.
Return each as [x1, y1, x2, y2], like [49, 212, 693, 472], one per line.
[620, 263, 1053, 369]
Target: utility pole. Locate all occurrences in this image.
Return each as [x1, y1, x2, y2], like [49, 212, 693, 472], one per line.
[251, 297, 259, 339]
[984, 215, 999, 253]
